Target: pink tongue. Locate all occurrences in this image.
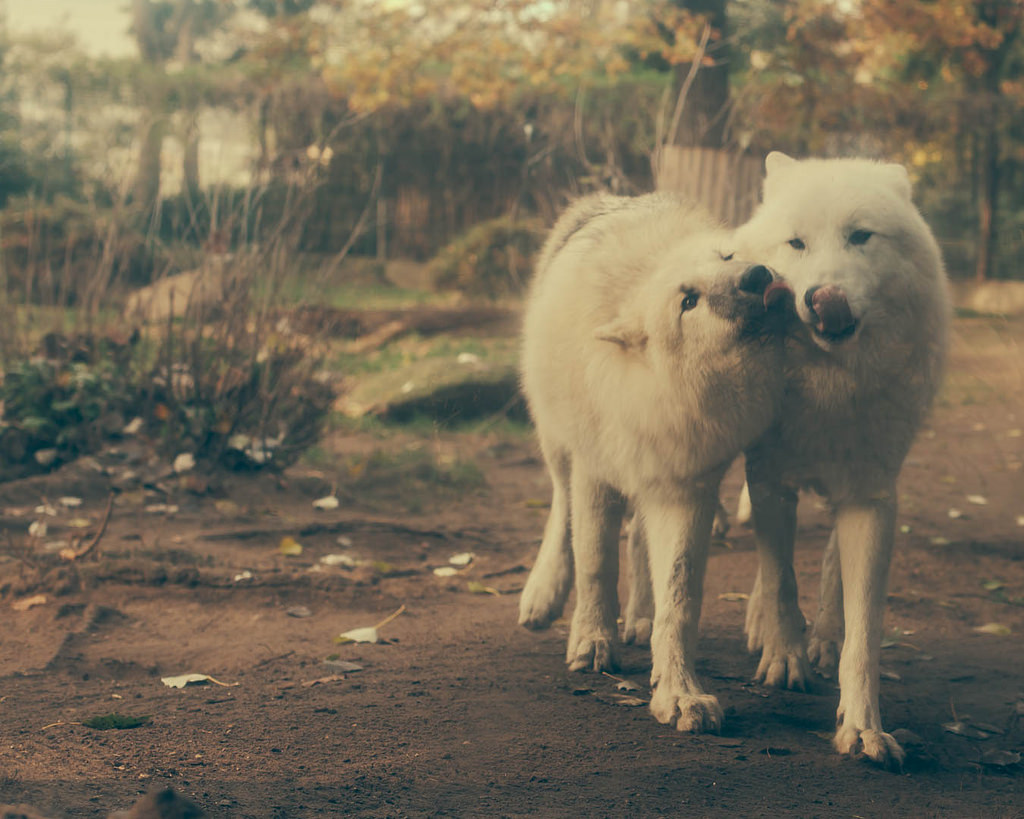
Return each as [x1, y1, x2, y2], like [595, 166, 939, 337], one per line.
[763, 280, 793, 310]
[811, 285, 854, 335]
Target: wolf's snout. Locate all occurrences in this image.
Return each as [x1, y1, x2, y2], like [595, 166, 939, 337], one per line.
[804, 284, 856, 340]
[738, 264, 774, 295]
[738, 264, 793, 311]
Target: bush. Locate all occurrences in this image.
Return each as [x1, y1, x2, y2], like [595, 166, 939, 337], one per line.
[0, 333, 139, 471]
[428, 217, 545, 298]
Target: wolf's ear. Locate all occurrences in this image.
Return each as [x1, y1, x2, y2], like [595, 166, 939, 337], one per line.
[765, 151, 796, 176]
[881, 162, 913, 200]
[595, 316, 647, 351]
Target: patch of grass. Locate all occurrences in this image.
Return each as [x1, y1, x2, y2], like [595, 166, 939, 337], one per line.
[322, 284, 448, 310]
[341, 446, 486, 512]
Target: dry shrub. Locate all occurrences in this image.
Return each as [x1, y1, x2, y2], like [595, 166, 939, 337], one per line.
[428, 216, 545, 298]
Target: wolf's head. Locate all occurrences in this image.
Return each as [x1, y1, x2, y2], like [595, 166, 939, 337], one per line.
[594, 232, 795, 363]
[733, 152, 945, 354]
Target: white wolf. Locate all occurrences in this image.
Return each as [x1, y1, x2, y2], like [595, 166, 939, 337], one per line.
[517, 192, 794, 732]
[725, 153, 949, 767]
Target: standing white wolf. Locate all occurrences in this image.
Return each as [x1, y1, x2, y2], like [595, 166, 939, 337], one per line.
[517, 192, 795, 732]
[730, 153, 950, 767]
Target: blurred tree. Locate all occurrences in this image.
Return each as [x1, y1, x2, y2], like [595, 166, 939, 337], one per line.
[0, 17, 32, 207]
[857, 0, 1024, 280]
[129, 0, 232, 214]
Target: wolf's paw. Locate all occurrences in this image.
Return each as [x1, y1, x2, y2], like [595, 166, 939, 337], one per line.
[807, 634, 841, 677]
[754, 646, 813, 691]
[834, 726, 905, 771]
[518, 575, 568, 631]
[622, 616, 652, 646]
[649, 688, 723, 733]
[566, 632, 619, 673]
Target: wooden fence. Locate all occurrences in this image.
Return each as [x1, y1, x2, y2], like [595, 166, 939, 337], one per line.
[654, 146, 764, 227]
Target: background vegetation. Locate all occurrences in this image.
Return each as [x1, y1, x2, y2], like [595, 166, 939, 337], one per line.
[0, 0, 1021, 470]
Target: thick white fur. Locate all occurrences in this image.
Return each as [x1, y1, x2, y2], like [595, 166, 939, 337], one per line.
[518, 192, 789, 733]
[732, 154, 950, 768]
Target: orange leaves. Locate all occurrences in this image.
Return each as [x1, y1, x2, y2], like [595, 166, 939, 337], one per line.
[315, 0, 708, 114]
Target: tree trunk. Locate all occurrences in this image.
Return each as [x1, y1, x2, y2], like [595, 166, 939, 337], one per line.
[672, 0, 730, 148]
[974, 128, 998, 282]
[133, 116, 165, 212]
[183, 113, 201, 203]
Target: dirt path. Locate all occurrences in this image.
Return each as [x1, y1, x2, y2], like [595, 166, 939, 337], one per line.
[2, 316, 1023, 818]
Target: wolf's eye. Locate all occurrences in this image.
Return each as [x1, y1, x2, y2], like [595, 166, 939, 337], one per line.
[719, 251, 734, 261]
[788, 237, 806, 251]
[849, 229, 873, 246]
[680, 292, 699, 313]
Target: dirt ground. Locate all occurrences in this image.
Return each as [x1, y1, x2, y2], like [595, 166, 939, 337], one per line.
[2, 315, 1023, 818]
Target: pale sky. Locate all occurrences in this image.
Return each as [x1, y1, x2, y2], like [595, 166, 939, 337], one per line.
[5, 0, 135, 57]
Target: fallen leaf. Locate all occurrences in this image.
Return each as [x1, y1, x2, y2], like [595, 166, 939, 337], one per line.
[718, 592, 749, 602]
[899, 524, 912, 534]
[981, 580, 1004, 592]
[278, 536, 303, 556]
[981, 750, 1021, 767]
[929, 536, 951, 546]
[433, 566, 460, 577]
[973, 622, 1011, 636]
[320, 553, 357, 567]
[83, 713, 152, 730]
[28, 520, 47, 538]
[302, 675, 347, 687]
[312, 495, 340, 511]
[467, 581, 500, 596]
[966, 494, 988, 506]
[610, 695, 648, 707]
[59, 496, 83, 508]
[335, 604, 406, 644]
[215, 499, 242, 516]
[943, 720, 996, 740]
[947, 508, 963, 519]
[601, 671, 641, 692]
[12, 594, 47, 612]
[161, 673, 238, 689]
[145, 504, 179, 515]
[1007, 429, 1023, 438]
[67, 517, 92, 529]
[335, 626, 379, 644]
[173, 453, 195, 473]
[880, 669, 902, 682]
[449, 552, 475, 567]
[1016, 515, 1024, 528]
[233, 570, 253, 582]
[287, 606, 313, 618]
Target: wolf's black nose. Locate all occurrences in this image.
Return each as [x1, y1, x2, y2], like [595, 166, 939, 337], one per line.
[739, 264, 773, 295]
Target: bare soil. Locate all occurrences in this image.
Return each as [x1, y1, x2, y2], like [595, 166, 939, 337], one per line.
[2, 315, 1023, 818]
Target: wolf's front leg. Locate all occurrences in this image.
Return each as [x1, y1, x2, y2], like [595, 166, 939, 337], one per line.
[519, 447, 573, 630]
[832, 495, 905, 770]
[745, 471, 812, 691]
[807, 529, 843, 676]
[641, 491, 723, 733]
[623, 515, 653, 646]
[565, 467, 625, 672]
